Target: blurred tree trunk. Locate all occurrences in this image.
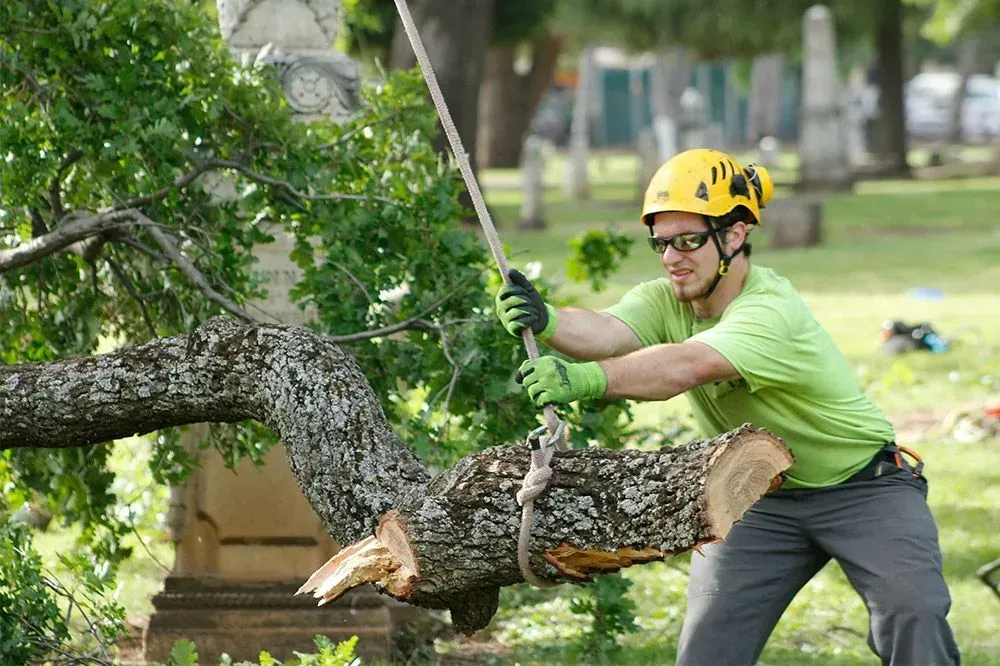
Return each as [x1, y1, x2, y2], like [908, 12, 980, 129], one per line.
[390, 0, 494, 178]
[874, 0, 911, 177]
[947, 35, 982, 144]
[478, 34, 562, 168]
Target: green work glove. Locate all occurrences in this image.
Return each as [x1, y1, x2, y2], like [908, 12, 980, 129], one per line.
[495, 269, 558, 339]
[515, 356, 608, 408]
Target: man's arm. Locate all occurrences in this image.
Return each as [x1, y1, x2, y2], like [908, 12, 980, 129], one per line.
[600, 341, 739, 401]
[515, 341, 740, 408]
[544, 307, 644, 361]
[494, 270, 644, 361]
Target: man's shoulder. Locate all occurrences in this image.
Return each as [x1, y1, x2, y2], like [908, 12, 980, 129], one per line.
[726, 266, 809, 330]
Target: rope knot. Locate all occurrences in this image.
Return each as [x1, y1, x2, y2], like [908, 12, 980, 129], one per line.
[516, 464, 553, 506]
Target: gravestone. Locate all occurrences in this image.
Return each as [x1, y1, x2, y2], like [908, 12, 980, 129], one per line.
[217, 0, 359, 122]
[844, 64, 870, 169]
[636, 128, 660, 202]
[763, 198, 823, 249]
[143, 3, 417, 663]
[565, 46, 594, 199]
[799, 5, 851, 191]
[519, 135, 546, 229]
[746, 54, 784, 144]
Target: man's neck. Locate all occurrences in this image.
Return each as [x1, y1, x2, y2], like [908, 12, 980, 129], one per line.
[691, 260, 751, 320]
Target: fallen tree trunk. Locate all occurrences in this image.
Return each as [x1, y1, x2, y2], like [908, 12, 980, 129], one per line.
[299, 425, 792, 633]
[0, 317, 792, 633]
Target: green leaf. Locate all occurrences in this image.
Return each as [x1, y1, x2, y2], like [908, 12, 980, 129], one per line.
[169, 639, 199, 666]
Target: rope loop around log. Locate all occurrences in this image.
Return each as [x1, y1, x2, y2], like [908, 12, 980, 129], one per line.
[516, 420, 567, 587]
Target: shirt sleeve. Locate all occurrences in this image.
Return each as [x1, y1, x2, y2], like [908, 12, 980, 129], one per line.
[689, 301, 801, 392]
[601, 280, 670, 347]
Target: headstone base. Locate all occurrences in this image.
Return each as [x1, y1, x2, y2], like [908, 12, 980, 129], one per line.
[143, 578, 424, 663]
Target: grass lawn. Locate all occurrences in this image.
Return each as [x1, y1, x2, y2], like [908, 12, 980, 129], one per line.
[476, 160, 1000, 665]
[30, 154, 1000, 665]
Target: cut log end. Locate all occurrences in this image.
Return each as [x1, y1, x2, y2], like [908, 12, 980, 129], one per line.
[703, 427, 794, 540]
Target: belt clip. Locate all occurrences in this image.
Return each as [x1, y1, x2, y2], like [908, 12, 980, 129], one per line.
[897, 445, 925, 478]
[524, 420, 567, 451]
[886, 444, 924, 478]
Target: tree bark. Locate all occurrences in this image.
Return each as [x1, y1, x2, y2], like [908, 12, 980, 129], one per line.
[0, 318, 792, 634]
[300, 424, 791, 633]
[874, 0, 911, 177]
[478, 34, 562, 169]
[0, 317, 429, 545]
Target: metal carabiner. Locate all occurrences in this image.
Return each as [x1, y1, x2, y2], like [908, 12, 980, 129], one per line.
[524, 420, 568, 451]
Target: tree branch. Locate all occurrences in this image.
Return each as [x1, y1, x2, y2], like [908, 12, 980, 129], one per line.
[142, 216, 255, 323]
[0, 318, 792, 633]
[49, 149, 84, 220]
[327, 272, 479, 343]
[0, 209, 140, 272]
[210, 158, 402, 206]
[0, 317, 431, 540]
[106, 250, 157, 338]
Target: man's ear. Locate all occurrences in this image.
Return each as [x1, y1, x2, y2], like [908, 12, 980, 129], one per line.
[726, 222, 748, 250]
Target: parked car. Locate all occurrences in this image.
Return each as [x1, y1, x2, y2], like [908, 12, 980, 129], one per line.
[905, 72, 1000, 141]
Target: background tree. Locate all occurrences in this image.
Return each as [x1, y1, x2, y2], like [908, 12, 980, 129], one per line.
[477, 0, 561, 168]
[342, 0, 562, 169]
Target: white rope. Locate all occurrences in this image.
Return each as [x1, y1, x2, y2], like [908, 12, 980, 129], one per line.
[392, 0, 565, 587]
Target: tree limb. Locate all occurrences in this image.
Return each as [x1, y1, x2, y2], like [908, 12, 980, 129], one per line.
[49, 149, 84, 220]
[209, 158, 402, 206]
[0, 209, 140, 272]
[0, 319, 792, 633]
[327, 272, 479, 343]
[0, 318, 431, 542]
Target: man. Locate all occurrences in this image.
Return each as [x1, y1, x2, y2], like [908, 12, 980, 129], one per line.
[494, 148, 959, 665]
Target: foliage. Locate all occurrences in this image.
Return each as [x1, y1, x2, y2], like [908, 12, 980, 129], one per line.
[565, 226, 634, 293]
[341, 0, 560, 61]
[568, 573, 639, 658]
[912, 0, 1000, 43]
[0, 0, 640, 657]
[0, 523, 64, 665]
[160, 635, 360, 666]
[557, 0, 930, 62]
[0, 521, 127, 665]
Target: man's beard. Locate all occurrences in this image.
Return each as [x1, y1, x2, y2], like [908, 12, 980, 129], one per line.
[671, 275, 706, 302]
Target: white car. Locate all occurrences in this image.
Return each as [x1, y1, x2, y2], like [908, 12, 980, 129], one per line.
[905, 72, 1000, 141]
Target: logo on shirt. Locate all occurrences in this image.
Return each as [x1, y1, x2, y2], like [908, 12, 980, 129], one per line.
[713, 378, 748, 400]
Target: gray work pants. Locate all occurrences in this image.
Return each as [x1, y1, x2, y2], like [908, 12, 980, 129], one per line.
[675, 467, 960, 666]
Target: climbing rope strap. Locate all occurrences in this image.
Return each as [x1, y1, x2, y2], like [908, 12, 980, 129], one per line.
[392, 0, 566, 587]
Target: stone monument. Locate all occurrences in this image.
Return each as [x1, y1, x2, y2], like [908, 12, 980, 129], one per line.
[636, 128, 660, 202]
[519, 135, 546, 230]
[217, 0, 359, 122]
[844, 64, 870, 169]
[143, 3, 417, 663]
[746, 54, 784, 144]
[565, 46, 594, 199]
[799, 5, 851, 191]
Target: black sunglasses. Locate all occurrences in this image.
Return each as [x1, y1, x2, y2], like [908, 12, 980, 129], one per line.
[647, 230, 713, 254]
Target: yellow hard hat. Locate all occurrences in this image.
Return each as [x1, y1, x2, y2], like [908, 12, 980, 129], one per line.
[641, 148, 774, 226]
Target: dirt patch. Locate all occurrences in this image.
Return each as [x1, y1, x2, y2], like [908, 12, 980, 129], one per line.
[890, 409, 947, 445]
[434, 631, 514, 665]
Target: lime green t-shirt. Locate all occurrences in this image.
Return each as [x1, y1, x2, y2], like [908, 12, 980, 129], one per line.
[603, 266, 895, 489]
